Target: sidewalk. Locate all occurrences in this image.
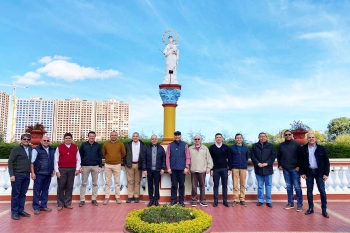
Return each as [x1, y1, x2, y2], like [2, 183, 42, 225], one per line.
[0, 200, 349, 232]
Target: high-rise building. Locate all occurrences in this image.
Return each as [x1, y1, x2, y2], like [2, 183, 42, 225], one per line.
[15, 97, 54, 141]
[94, 99, 129, 140]
[53, 98, 93, 142]
[0, 91, 10, 141]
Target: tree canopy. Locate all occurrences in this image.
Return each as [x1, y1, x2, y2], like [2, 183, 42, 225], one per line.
[327, 117, 350, 140]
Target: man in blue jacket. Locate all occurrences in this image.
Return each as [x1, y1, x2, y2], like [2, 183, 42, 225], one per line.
[79, 131, 102, 207]
[142, 134, 166, 207]
[251, 132, 276, 207]
[229, 133, 249, 207]
[31, 136, 55, 215]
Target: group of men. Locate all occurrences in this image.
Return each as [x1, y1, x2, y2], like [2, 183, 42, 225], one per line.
[8, 129, 330, 220]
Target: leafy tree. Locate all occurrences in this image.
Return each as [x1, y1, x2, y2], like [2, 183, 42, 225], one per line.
[334, 134, 350, 145]
[327, 117, 350, 140]
[0, 130, 6, 143]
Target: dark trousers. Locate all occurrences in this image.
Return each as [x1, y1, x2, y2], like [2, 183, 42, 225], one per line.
[57, 168, 75, 207]
[11, 173, 30, 214]
[306, 168, 327, 210]
[170, 170, 185, 202]
[213, 168, 228, 202]
[32, 174, 52, 210]
[147, 170, 161, 201]
[191, 172, 206, 202]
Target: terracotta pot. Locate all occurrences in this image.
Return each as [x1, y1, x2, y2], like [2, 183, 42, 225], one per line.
[291, 129, 308, 145]
[30, 130, 47, 148]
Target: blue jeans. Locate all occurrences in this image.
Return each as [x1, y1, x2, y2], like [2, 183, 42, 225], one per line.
[306, 169, 327, 210]
[11, 174, 30, 214]
[256, 174, 272, 203]
[283, 169, 303, 207]
[32, 174, 52, 210]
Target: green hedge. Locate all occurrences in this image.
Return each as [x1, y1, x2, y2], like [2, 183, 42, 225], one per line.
[0, 140, 349, 159]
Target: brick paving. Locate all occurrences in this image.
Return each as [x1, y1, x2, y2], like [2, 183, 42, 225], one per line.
[0, 200, 349, 232]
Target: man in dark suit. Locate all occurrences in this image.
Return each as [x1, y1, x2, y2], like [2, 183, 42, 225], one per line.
[142, 134, 166, 207]
[8, 134, 32, 220]
[299, 133, 330, 218]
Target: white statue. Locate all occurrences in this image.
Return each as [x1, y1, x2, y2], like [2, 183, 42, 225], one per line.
[162, 32, 179, 84]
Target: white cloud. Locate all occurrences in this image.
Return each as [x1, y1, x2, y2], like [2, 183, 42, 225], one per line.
[38, 56, 53, 64]
[298, 31, 342, 41]
[14, 55, 121, 84]
[13, 71, 44, 85]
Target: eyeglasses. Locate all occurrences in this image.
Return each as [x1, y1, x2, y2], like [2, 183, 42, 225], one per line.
[284, 134, 292, 136]
[22, 138, 31, 141]
[194, 139, 200, 140]
[43, 140, 50, 142]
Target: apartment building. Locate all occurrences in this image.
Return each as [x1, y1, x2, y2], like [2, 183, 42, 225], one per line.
[0, 91, 10, 141]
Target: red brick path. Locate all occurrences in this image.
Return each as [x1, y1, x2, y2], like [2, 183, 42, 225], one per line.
[0, 200, 349, 232]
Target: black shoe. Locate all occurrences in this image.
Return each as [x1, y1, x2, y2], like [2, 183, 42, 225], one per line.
[91, 200, 98, 206]
[266, 203, 272, 208]
[322, 210, 329, 218]
[257, 202, 263, 206]
[213, 200, 218, 207]
[126, 198, 133, 203]
[179, 202, 185, 207]
[223, 202, 230, 207]
[147, 201, 153, 207]
[79, 201, 85, 207]
[134, 198, 139, 203]
[305, 209, 314, 215]
[170, 201, 177, 206]
[154, 201, 159, 206]
[18, 211, 31, 217]
[11, 213, 20, 220]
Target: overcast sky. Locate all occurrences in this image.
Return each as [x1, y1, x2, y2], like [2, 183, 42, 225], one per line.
[1, 0, 350, 142]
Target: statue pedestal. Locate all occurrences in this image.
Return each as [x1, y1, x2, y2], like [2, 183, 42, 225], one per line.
[159, 84, 181, 145]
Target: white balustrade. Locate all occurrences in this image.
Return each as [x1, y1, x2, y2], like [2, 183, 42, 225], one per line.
[326, 168, 334, 191]
[333, 167, 341, 191]
[271, 167, 279, 191]
[278, 169, 286, 192]
[0, 167, 6, 192]
[341, 167, 348, 191]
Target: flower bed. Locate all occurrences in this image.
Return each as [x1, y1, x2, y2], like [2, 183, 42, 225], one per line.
[125, 205, 212, 233]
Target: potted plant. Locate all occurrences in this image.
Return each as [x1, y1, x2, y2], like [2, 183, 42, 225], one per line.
[25, 122, 47, 148]
[290, 120, 310, 145]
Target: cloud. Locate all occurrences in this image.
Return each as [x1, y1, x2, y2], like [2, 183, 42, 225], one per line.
[298, 31, 342, 41]
[14, 55, 121, 84]
[13, 71, 44, 85]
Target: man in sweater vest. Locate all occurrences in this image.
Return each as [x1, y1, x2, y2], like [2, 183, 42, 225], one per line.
[166, 131, 190, 207]
[31, 136, 55, 215]
[209, 133, 232, 207]
[54, 133, 81, 210]
[189, 135, 213, 207]
[8, 134, 32, 220]
[102, 131, 126, 204]
[277, 130, 302, 212]
[79, 131, 102, 207]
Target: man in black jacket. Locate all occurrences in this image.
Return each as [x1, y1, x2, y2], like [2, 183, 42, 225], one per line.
[8, 134, 32, 220]
[142, 135, 166, 207]
[251, 132, 276, 207]
[277, 130, 302, 212]
[125, 132, 146, 203]
[31, 136, 55, 215]
[79, 131, 102, 207]
[299, 133, 330, 218]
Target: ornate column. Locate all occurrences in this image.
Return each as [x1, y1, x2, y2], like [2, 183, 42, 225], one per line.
[159, 84, 181, 145]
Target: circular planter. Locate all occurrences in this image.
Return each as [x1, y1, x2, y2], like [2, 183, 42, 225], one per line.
[30, 130, 47, 148]
[291, 129, 308, 145]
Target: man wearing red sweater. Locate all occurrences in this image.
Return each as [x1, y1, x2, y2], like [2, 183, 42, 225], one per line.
[54, 133, 81, 211]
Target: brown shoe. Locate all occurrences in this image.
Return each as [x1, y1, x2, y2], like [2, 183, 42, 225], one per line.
[65, 205, 73, 209]
[34, 210, 40, 215]
[57, 206, 63, 211]
[40, 208, 52, 212]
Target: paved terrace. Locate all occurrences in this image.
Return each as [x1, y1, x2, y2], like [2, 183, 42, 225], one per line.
[0, 199, 349, 233]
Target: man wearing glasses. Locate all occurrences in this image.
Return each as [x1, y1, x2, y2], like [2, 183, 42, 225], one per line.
[8, 134, 32, 220]
[31, 136, 55, 215]
[277, 130, 302, 212]
[189, 135, 213, 207]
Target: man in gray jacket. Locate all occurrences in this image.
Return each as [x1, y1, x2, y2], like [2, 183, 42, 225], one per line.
[277, 130, 302, 212]
[8, 134, 32, 220]
[189, 135, 213, 207]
